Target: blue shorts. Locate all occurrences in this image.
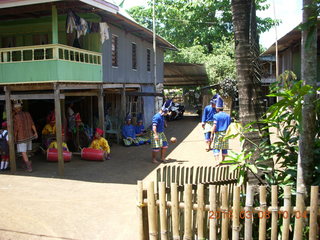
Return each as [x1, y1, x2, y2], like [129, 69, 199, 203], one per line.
[152, 141, 168, 152]
[213, 149, 228, 156]
[204, 132, 211, 141]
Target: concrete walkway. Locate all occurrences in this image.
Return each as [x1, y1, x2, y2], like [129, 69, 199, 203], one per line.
[0, 115, 240, 240]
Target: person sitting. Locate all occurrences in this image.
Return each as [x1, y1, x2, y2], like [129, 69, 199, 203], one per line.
[47, 130, 69, 152]
[42, 113, 56, 148]
[135, 118, 150, 144]
[122, 115, 140, 146]
[89, 128, 111, 160]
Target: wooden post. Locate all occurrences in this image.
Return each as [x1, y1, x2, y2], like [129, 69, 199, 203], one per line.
[259, 186, 267, 240]
[221, 185, 229, 240]
[232, 186, 241, 240]
[244, 184, 253, 240]
[147, 181, 158, 240]
[184, 184, 192, 240]
[171, 183, 180, 240]
[54, 84, 64, 176]
[209, 185, 217, 240]
[197, 184, 205, 240]
[137, 181, 145, 240]
[5, 87, 16, 172]
[271, 185, 278, 240]
[159, 182, 168, 240]
[309, 186, 319, 240]
[121, 84, 126, 121]
[282, 186, 291, 240]
[98, 85, 105, 137]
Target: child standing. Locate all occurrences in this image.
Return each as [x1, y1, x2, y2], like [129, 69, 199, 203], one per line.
[0, 122, 9, 171]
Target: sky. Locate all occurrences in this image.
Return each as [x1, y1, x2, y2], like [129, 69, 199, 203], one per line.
[118, 0, 303, 49]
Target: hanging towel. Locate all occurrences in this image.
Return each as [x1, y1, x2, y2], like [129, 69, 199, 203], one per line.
[99, 22, 110, 43]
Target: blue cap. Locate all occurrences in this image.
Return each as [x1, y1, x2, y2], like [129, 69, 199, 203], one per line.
[210, 94, 220, 104]
[161, 105, 169, 113]
[125, 114, 132, 121]
[216, 96, 224, 109]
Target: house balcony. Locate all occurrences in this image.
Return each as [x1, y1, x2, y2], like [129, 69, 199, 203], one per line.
[0, 44, 102, 84]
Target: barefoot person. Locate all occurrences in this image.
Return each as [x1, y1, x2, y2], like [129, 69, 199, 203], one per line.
[210, 96, 231, 162]
[201, 96, 217, 151]
[13, 101, 38, 172]
[151, 106, 169, 163]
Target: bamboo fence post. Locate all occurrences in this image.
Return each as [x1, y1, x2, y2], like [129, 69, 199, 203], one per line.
[184, 184, 192, 240]
[259, 186, 267, 240]
[282, 186, 291, 240]
[221, 185, 229, 240]
[244, 184, 253, 240]
[147, 181, 158, 240]
[159, 182, 168, 240]
[309, 186, 319, 240]
[171, 183, 180, 240]
[232, 186, 241, 240]
[209, 185, 217, 240]
[137, 181, 145, 240]
[197, 184, 205, 240]
[294, 185, 305, 240]
[271, 185, 278, 240]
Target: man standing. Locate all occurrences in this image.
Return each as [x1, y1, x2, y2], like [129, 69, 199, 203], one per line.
[210, 96, 231, 162]
[201, 96, 217, 151]
[13, 101, 38, 172]
[151, 106, 169, 163]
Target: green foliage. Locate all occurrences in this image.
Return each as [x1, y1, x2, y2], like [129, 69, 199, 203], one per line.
[223, 71, 320, 188]
[128, 0, 277, 51]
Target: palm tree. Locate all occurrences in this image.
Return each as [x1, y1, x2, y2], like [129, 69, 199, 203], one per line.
[231, 0, 266, 160]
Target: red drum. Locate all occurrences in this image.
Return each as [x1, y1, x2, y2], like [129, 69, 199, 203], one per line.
[81, 148, 105, 161]
[47, 148, 72, 162]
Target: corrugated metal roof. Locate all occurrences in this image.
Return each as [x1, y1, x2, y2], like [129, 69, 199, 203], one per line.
[164, 63, 208, 86]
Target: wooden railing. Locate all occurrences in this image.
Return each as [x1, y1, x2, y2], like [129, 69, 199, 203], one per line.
[0, 44, 102, 65]
[137, 183, 319, 240]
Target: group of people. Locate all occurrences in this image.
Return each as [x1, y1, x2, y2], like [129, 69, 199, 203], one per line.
[202, 94, 231, 161]
[121, 115, 150, 147]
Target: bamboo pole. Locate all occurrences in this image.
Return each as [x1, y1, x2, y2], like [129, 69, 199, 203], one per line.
[147, 181, 158, 240]
[221, 185, 229, 240]
[183, 184, 192, 240]
[159, 182, 168, 240]
[137, 181, 145, 240]
[271, 185, 278, 240]
[244, 184, 253, 240]
[294, 183, 305, 240]
[309, 186, 319, 240]
[197, 184, 205, 240]
[171, 183, 180, 240]
[209, 185, 217, 240]
[232, 186, 241, 240]
[282, 186, 291, 240]
[259, 186, 267, 240]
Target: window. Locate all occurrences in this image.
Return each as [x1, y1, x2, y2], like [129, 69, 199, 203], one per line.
[132, 43, 137, 70]
[112, 35, 118, 67]
[147, 49, 151, 72]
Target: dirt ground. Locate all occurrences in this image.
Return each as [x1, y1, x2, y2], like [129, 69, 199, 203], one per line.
[0, 113, 240, 240]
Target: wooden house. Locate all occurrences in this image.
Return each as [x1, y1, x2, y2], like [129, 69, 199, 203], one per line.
[0, 0, 176, 174]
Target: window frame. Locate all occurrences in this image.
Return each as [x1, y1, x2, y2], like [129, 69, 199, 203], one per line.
[132, 42, 137, 70]
[112, 34, 119, 67]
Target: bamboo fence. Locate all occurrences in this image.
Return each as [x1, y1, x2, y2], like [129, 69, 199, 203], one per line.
[137, 182, 319, 240]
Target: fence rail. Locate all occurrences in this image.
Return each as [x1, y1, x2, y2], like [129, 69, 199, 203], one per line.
[137, 182, 319, 240]
[0, 44, 101, 65]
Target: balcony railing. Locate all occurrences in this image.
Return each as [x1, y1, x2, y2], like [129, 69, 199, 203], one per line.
[0, 44, 102, 65]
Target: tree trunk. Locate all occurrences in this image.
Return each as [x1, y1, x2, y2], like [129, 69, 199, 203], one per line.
[231, 0, 266, 155]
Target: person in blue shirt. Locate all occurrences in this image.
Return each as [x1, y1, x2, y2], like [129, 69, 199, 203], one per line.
[122, 115, 140, 146]
[135, 118, 150, 144]
[201, 95, 218, 151]
[210, 96, 231, 162]
[151, 106, 169, 163]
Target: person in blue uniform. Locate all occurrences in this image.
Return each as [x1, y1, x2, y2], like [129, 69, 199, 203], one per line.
[210, 96, 231, 162]
[201, 95, 218, 151]
[151, 106, 169, 163]
[135, 118, 150, 144]
[122, 115, 140, 146]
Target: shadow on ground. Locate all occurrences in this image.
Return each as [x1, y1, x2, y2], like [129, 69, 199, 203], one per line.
[1, 115, 201, 185]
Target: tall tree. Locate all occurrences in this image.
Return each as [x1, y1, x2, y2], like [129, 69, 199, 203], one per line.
[231, 0, 266, 163]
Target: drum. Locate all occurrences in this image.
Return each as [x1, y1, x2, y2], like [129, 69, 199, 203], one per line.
[47, 148, 72, 162]
[81, 148, 105, 161]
